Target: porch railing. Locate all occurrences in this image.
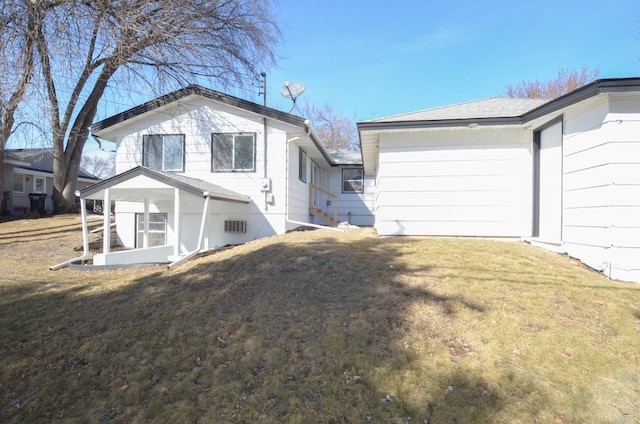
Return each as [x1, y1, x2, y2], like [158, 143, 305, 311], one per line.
[309, 183, 339, 226]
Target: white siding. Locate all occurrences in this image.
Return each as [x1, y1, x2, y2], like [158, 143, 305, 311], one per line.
[374, 128, 533, 236]
[111, 97, 298, 248]
[328, 170, 375, 226]
[286, 141, 311, 226]
[561, 94, 640, 283]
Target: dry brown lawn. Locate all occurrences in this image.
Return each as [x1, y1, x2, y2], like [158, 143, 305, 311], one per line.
[1, 215, 639, 423]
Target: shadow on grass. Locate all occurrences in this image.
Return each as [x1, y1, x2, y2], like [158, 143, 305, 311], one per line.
[0, 219, 104, 247]
[0, 232, 557, 423]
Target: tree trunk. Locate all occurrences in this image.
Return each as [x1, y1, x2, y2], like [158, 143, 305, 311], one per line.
[51, 63, 117, 214]
[51, 141, 84, 213]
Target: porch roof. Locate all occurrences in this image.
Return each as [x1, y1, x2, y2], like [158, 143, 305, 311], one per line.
[80, 166, 251, 203]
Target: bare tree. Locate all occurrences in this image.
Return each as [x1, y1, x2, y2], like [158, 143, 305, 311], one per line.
[17, 0, 281, 213]
[0, 0, 37, 200]
[298, 101, 360, 151]
[504, 66, 600, 99]
[80, 155, 115, 180]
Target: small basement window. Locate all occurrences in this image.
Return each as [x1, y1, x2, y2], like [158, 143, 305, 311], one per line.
[136, 213, 167, 248]
[225, 220, 247, 233]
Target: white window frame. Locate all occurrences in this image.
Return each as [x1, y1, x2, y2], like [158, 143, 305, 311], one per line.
[135, 213, 167, 248]
[342, 168, 364, 193]
[143, 134, 185, 172]
[12, 174, 25, 193]
[33, 176, 46, 194]
[211, 133, 256, 172]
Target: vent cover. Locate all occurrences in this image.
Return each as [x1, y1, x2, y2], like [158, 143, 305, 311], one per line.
[224, 220, 247, 233]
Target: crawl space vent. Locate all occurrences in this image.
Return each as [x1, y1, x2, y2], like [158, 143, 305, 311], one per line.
[224, 220, 247, 233]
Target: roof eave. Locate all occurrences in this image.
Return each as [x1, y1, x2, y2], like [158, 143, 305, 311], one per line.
[305, 122, 337, 166]
[80, 166, 250, 203]
[91, 85, 308, 135]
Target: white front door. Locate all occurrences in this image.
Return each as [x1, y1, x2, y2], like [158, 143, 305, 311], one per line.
[310, 161, 323, 209]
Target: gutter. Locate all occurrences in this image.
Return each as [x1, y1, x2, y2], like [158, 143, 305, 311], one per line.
[50, 191, 90, 270]
[357, 116, 523, 132]
[304, 120, 337, 165]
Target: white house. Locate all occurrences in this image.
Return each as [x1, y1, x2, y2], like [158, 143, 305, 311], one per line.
[3, 149, 100, 215]
[358, 77, 640, 284]
[53, 78, 640, 284]
[64, 86, 373, 269]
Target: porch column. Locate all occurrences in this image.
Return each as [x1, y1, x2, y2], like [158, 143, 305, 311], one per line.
[143, 198, 149, 249]
[102, 188, 111, 254]
[174, 188, 180, 257]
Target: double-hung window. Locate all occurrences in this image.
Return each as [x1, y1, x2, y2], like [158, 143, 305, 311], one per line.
[342, 168, 364, 193]
[143, 134, 185, 172]
[211, 133, 256, 172]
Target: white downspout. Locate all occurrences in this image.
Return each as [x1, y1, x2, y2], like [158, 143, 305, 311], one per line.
[50, 191, 90, 270]
[168, 193, 210, 269]
[263, 117, 269, 211]
[102, 188, 111, 254]
[143, 198, 149, 248]
[173, 188, 180, 257]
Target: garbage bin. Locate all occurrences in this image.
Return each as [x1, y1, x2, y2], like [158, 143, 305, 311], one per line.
[28, 193, 47, 215]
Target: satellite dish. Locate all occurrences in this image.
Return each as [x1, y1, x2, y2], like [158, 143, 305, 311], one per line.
[280, 81, 306, 112]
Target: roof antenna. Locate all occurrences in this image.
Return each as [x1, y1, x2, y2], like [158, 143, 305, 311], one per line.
[258, 72, 267, 106]
[280, 81, 306, 113]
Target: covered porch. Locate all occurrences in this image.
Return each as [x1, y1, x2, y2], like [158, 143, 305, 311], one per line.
[51, 166, 251, 270]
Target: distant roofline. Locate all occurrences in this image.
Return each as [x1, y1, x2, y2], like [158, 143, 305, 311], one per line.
[5, 148, 101, 180]
[366, 97, 544, 123]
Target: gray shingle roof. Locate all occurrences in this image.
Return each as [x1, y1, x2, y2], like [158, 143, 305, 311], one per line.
[367, 97, 548, 123]
[6, 148, 100, 180]
[81, 166, 250, 203]
[326, 148, 362, 165]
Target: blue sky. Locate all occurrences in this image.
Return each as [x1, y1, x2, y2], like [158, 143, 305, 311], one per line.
[264, 0, 640, 121]
[79, 0, 640, 157]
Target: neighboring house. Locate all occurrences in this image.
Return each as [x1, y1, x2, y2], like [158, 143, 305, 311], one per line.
[358, 77, 640, 284]
[2, 149, 100, 215]
[77, 86, 374, 268]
